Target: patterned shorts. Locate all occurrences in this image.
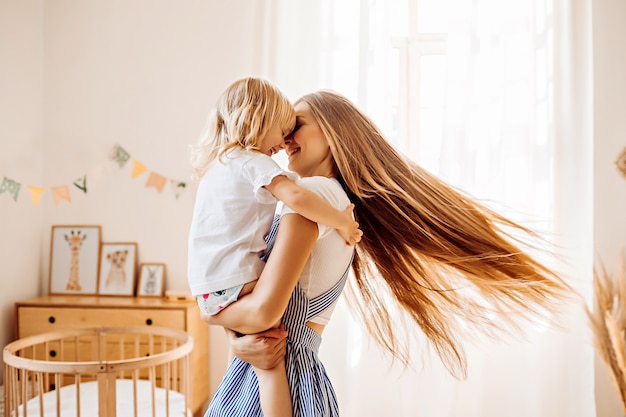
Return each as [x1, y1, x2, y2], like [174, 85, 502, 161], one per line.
[196, 284, 244, 315]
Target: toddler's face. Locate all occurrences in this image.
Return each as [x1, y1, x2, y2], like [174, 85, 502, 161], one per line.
[259, 124, 289, 156]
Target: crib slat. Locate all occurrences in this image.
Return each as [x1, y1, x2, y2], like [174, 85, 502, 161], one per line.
[133, 369, 139, 417]
[5, 365, 12, 415]
[119, 334, 125, 379]
[8, 366, 14, 416]
[12, 366, 18, 417]
[75, 374, 81, 417]
[150, 366, 156, 417]
[21, 368, 28, 417]
[107, 371, 117, 417]
[164, 361, 170, 417]
[98, 372, 108, 417]
[184, 353, 190, 414]
[55, 373, 61, 417]
[172, 345, 179, 392]
[37, 372, 44, 417]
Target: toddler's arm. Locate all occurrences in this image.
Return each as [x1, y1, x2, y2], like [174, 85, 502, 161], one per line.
[265, 175, 362, 245]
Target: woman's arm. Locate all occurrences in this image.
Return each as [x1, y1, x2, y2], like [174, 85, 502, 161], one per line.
[201, 213, 318, 334]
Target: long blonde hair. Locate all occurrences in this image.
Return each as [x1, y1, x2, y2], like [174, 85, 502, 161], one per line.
[190, 77, 295, 180]
[297, 90, 573, 377]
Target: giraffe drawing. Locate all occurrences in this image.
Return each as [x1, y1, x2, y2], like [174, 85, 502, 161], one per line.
[65, 230, 87, 291]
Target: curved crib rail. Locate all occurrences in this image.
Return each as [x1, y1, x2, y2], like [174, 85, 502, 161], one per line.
[3, 326, 194, 417]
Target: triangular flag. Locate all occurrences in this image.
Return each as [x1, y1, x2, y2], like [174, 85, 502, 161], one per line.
[73, 176, 87, 193]
[111, 144, 131, 168]
[28, 186, 46, 206]
[131, 160, 148, 179]
[170, 180, 187, 199]
[145, 172, 166, 192]
[0, 177, 21, 201]
[51, 185, 71, 205]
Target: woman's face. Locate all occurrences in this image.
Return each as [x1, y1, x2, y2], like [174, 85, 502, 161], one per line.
[284, 102, 335, 178]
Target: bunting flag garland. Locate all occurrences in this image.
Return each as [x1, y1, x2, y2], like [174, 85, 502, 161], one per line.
[111, 144, 131, 168]
[0, 177, 20, 201]
[51, 185, 71, 205]
[73, 176, 87, 193]
[170, 180, 187, 199]
[131, 160, 148, 178]
[28, 186, 46, 206]
[145, 172, 166, 192]
[2, 144, 189, 206]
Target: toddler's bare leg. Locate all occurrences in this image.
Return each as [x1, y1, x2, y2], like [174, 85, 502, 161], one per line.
[253, 360, 292, 417]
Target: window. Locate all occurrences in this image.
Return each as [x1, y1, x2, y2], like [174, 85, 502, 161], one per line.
[315, 0, 553, 223]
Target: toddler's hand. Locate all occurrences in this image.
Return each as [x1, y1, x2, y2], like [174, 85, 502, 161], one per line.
[338, 204, 362, 246]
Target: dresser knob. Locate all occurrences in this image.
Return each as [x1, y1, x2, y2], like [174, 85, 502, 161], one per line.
[49, 350, 56, 357]
[48, 316, 55, 324]
[146, 319, 153, 325]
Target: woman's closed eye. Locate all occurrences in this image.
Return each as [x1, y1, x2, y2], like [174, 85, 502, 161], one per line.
[285, 124, 301, 142]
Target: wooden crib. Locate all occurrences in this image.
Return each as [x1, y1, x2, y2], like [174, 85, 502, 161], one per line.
[3, 326, 193, 417]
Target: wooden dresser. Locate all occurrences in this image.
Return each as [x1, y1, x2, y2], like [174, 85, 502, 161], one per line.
[15, 295, 209, 416]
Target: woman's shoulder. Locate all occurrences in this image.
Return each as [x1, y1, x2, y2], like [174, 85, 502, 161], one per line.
[297, 176, 342, 191]
[296, 176, 349, 207]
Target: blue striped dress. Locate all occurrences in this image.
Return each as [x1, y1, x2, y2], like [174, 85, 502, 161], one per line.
[205, 217, 351, 417]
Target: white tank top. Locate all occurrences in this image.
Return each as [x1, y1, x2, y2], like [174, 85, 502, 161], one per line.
[281, 176, 355, 325]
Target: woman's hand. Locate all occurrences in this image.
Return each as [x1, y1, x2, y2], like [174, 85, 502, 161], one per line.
[228, 324, 289, 370]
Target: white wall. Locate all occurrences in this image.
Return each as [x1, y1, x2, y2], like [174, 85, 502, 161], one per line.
[593, 0, 626, 415]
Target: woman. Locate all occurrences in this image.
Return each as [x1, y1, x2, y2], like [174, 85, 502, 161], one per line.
[204, 90, 572, 416]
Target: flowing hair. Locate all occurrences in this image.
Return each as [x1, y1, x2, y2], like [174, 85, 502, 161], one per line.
[190, 77, 295, 180]
[296, 90, 574, 377]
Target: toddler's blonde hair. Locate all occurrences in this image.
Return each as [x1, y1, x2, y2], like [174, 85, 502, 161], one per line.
[190, 77, 295, 180]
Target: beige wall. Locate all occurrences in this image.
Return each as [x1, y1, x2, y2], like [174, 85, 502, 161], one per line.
[0, 0, 44, 382]
[0, 0, 269, 394]
[2, 0, 626, 414]
[593, 0, 626, 414]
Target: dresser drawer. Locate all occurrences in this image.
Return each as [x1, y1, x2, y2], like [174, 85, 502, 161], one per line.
[17, 307, 186, 337]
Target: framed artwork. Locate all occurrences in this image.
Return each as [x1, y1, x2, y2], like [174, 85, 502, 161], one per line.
[49, 225, 102, 295]
[98, 242, 138, 296]
[137, 263, 166, 297]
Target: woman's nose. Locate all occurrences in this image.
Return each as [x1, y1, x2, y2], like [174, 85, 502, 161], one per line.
[284, 134, 293, 145]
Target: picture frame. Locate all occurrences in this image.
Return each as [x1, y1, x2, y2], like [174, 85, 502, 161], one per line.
[97, 242, 138, 296]
[137, 263, 166, 297]
[49, 225, 102, 295]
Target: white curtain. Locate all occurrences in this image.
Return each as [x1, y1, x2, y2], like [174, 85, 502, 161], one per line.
[263, 0, 595, 415]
